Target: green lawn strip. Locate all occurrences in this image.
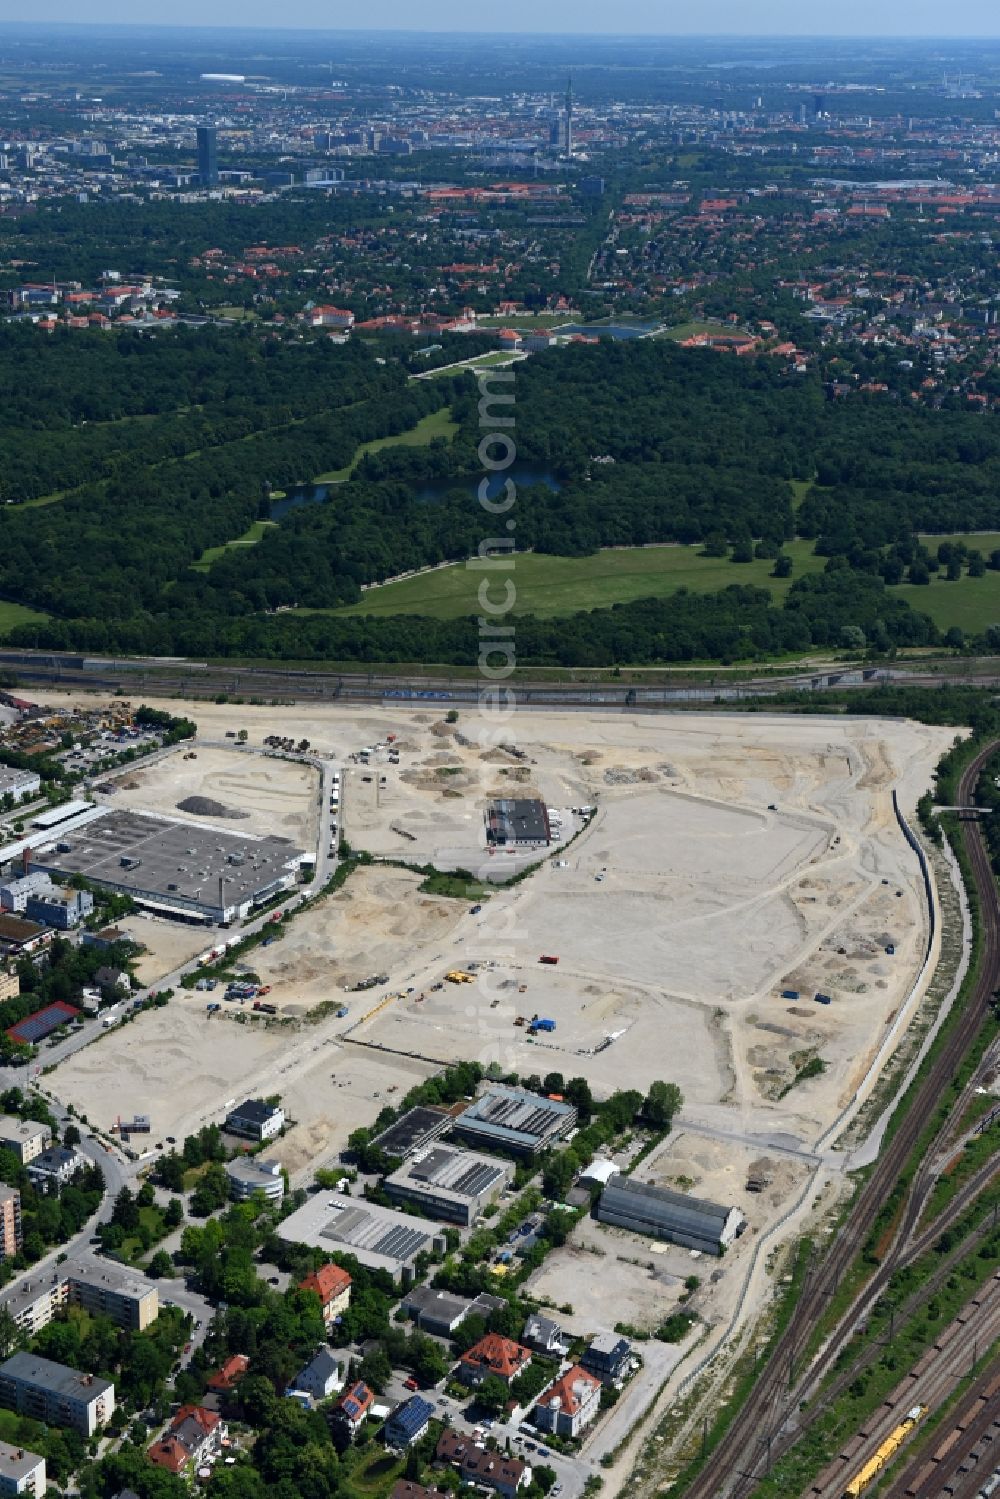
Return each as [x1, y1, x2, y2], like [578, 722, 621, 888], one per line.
[311, 406, 458, 483]
[894, 573, 1000, 634]
[0, 599, 50, 636]
[190, 519, 277, 572]
[418, 870, 492, 900]
[416, 351, 521, 379]
[323, 540, 824, 621]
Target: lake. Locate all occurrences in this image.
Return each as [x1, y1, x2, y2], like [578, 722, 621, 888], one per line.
[270, 465, 560, 519]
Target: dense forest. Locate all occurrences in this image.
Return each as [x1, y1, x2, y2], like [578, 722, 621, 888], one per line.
[5, 332, 1000, 664]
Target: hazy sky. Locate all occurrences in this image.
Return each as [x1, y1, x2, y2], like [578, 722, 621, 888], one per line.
[10, 1, 1000, 34]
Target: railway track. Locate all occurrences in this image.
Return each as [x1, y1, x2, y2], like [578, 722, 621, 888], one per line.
[882, 1359, 1000, 1499]
[2, 648, 1000, 712]
[807, 1275, 1000, 1499]
[678, 739, 1000, 1499]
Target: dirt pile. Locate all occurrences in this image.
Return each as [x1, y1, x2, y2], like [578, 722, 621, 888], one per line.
[176, 795, 249, 820]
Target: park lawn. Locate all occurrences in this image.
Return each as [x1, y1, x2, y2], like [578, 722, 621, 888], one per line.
[417, 351, 522, 380]
[313, 406, 459, 481]
[892, 573, 1000, 634]
[0, 599, 50, 637]
[191, 519, 277, 572]
[657, 319, 734, 340]
[325, 540, 826, 621]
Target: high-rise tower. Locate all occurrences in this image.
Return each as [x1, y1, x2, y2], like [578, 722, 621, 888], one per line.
[565, 74, 573, 158]
[197, 124, 219, 184]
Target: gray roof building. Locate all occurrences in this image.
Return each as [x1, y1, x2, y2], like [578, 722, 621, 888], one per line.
[453, 1085, 576, 1158]
[384, 1144, 513, 1226]
[373, 1105, 452, 1159]
[597, 1176, 744, 1257]
[0, 1437, 45, 1495]
[278, 1194, 444, 1283]
[0, 1351, 115, 1436]
[484, 798, 550, 847]
[30, 807, 303, 925]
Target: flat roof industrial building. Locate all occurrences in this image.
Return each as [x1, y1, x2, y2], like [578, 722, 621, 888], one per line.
[374, 1105, 453, 1159]
[29, 807, 303, 925]
[597, 1176, 745, 1257]
[453, 1085, 577, 1158]
[384, 1145, 514, 1226]
[278, 1194, 446, 1282]
[484, 798, 550, 848]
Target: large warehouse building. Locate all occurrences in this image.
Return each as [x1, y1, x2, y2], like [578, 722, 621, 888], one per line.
[597, 1176, 745, 1256]
[453, 1084, 577, 1158]
[384, 1145, 514, 1226]
[278, 1193, 446, 1283]
[29, 808, 303, 925]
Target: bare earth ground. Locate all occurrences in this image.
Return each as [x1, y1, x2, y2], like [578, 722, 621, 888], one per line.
[106, 743, 319, 847]
[41, 695, 953, 1315]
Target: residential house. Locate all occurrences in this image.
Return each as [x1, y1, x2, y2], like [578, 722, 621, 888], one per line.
[384, 1395, 434, 1450]
[581, 1333, 632, 1388]
[532, 1365, 601, 1438]
[436, 1430, 528, 1499]
[290, 1348, 344, 1404]
[331, 1380, 374, 1437]
[298, 1262, 352, 1326]
[458, 1333, 532, 1388]
[391, 1482, 444, 1499]
[93, 966, 131, 998]
[205, 1354, 249, 1397]
[148, 1405, 225, 1474]
[25, 1148, 82, 1194]
[522, 1313, 568, 1357]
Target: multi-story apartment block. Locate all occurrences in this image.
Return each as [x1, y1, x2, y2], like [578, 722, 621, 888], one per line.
[0, 1353, 114, 1436]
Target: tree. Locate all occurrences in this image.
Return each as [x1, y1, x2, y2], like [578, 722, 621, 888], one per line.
[0, 1306, 22, 1360]
[534, 1465, 557, 1493]
[164, 1197, 183, 1229]
[643, 1081, 683, 1129]
[63, 1123, 81, 1147]
[476, 1375, 509, 1414]
[147, 1250, 174, 1280]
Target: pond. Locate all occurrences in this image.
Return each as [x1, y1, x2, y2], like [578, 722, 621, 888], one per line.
[555, 321, 660, 340]
[269, 465, 561, 519]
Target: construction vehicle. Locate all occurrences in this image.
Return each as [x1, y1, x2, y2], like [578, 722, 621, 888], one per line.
[539, 954, 559, 965]
[446, 970, 475, 984]
[814, 992, 832, 1006]
[513, 1016, 526, 1027]
[530, 1017, 557, 1033]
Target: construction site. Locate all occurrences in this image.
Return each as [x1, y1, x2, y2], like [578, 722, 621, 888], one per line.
[37, 694, 954, 1223]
